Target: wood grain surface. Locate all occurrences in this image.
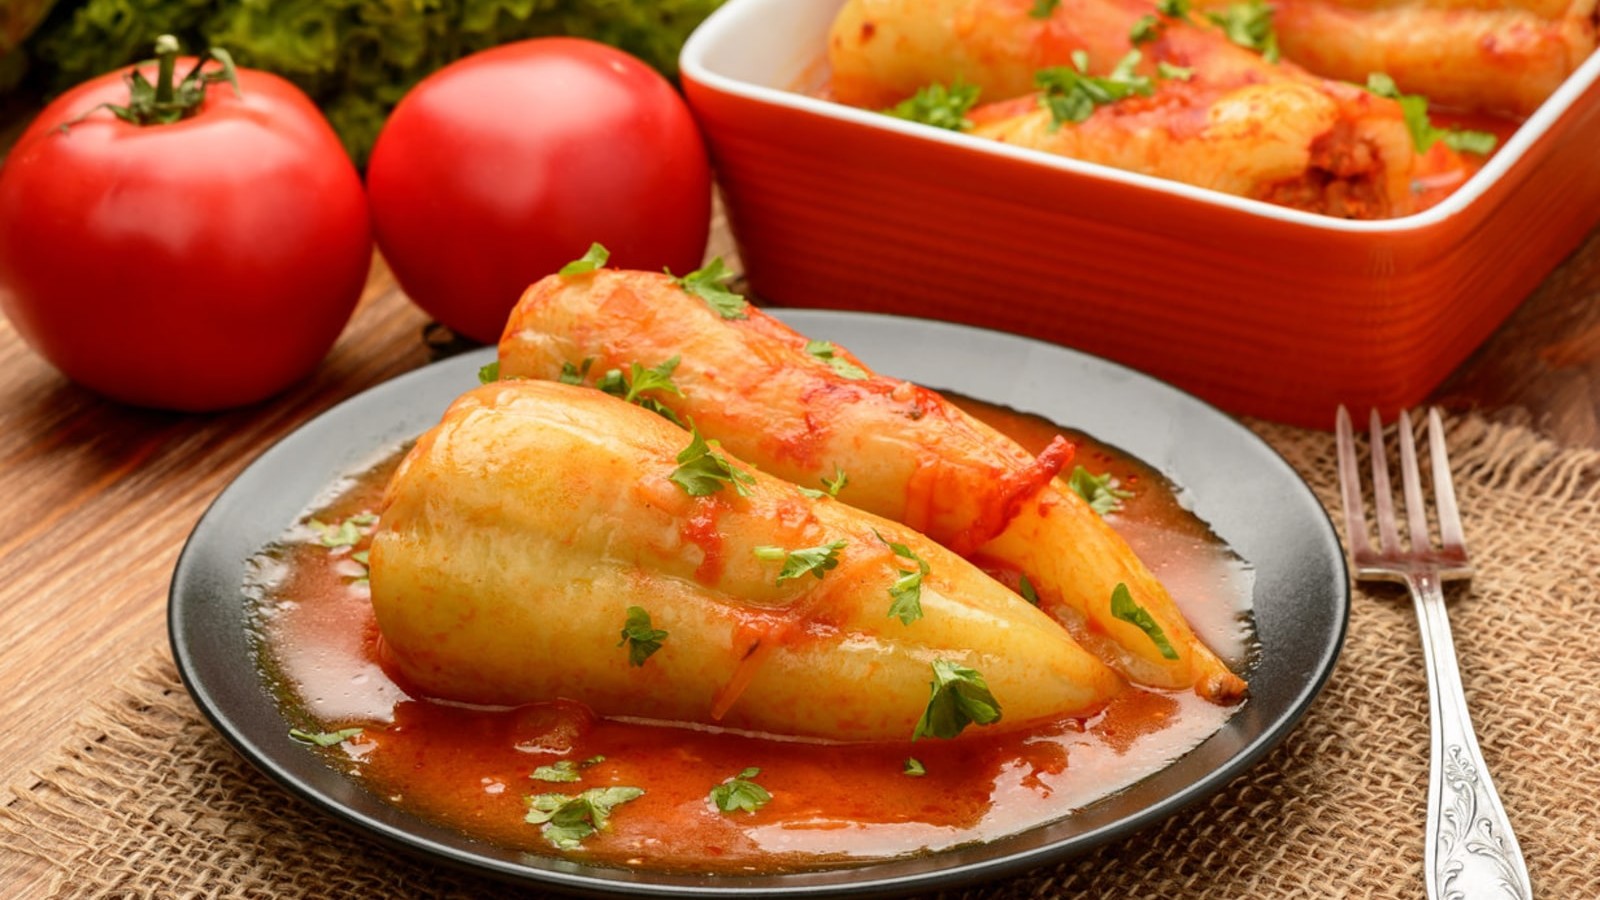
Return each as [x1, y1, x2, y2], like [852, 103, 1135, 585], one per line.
[1435, 224, 1600, 447]
[0, 219, 1597, 892]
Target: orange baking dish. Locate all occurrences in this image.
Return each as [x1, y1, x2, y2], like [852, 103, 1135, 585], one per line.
[679, 0, 1600, 428]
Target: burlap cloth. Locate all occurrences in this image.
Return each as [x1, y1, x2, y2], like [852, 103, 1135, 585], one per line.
[3, 413, 1597, 898]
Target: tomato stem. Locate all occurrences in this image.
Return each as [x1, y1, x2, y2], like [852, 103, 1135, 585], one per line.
[153, 34, 179, 105]
[95, 35, 242, 128]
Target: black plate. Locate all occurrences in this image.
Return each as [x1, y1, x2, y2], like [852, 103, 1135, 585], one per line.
[169, 310, 1348, 897]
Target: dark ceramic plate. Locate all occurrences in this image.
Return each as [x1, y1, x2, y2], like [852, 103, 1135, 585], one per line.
[169, 310, 1348, 897]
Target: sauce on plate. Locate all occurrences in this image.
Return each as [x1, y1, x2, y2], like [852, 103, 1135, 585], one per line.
[245, 397, 1255, 874]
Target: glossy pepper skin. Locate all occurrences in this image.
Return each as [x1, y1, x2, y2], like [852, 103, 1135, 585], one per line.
[0, 50, 371, 411]
[369, 380, 1124, 742]
[499, 268, 1247, 701]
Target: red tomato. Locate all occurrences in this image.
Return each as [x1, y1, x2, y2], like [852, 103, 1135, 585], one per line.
[366, 38, 713, 345]
[0, 51, 371, 412]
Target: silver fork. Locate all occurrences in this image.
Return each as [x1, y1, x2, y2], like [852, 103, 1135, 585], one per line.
[1335, 407, 1532, 900]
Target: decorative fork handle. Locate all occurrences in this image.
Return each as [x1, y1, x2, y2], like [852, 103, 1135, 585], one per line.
[1408, 571, 1533, 900]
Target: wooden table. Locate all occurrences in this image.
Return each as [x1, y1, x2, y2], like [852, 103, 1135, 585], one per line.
[2, 221, 1598, 892]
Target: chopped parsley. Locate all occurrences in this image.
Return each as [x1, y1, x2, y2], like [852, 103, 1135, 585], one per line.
[1132, 0, 1197, 50]
[558, 358, 593, 385]
[308, 513, 377, 548]
[289, 726, 363, 747]
[1205, 0, 1279, 62]
[1067, 466, 1134, 516]
[671, 258, 748, 319]
[903, 757, 927, 777]
[1030, 0, 1061, 16]
[1157, 61, 1195, 81]
[882, 80, 981, 132]
[530, 756, 604, 782]
[1365, 73, 1498, 156]
[912, 659, 1003, 741]
[753, 540, 847, 584]
[607, 356, 682, 403]
[530, 760, 583, 783]
[1109, 582, 1180, 660]
[525, 786, 645, 849]
[796, 465, 849, 500]
[1018, 573, 1040, 606]
[669, 425, 756, 497]
[1439, 127, 1498, 155]
[790, 464, 844, 499]
[876, 530, 931, 625]
[805, 340, 869, 379]
[709, 767, 772, 814]
[1036, 51, 1154, 128]
[821, 466, 849, 497]
[1129, 14, 1161, 44]
[594, 356, 686, 426]
[349, 549, 371, 586]
[477, 361, 501, 384]
[558, 242, 610, 277]
[617, 606, 669, 666]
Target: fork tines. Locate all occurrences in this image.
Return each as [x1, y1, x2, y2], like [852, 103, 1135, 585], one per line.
[1334, 406, 1472, 578]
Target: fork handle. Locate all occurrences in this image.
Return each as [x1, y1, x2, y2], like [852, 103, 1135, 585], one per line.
[1411, 572, 1534, 900]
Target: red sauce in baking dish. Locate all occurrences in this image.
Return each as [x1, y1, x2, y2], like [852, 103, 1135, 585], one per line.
[245, 398, 1254, 874]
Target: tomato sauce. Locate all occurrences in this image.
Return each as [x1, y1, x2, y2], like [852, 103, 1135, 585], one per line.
[245, 398, 1254, 874]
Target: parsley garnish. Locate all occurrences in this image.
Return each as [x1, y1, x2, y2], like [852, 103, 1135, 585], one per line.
[805, 340, 870, 379]
[525, 786, 644, 849]
[308, 513, 378, 548]
[1067, 466, 1134, 516]
[1365, 73, 1498, 156]
[670, 425, 756, 497]
[558, 242, 610, 277]
[753, 540, 847, 583]
[1036, 51, 1154, 128]
[709, 767, 772, 813]
[1440, 128, 1498, 155]
[672, 258, 748, 319]
[1130, 14, 1161, 44]
[882, 80, 981, 132]
[1157, 61, 1195, 81]
[912, 659, 1003, 741]
[558, 358, 593, 385]
[617, 606, 668, 666]
[477, 361, 501, 384]
[531, 760, 583, 783]
[1030, 0, 1061, 16]
[531, 756, 603, 782]
[596, 356, 683, 404]
[797, 465, 849, 500]
[349, 549, 371, 586]
[1109, 582, 1180, 660]
[594, 357, 686, 426]
[1206, 0, 1279, 62]
[822, 466, 849, 496]
[903, 758, 927, 777]
[1018, 573, 1040, 606]
[289, 726, 363, 747]
[1132, 0, 1194, 46]
[876, 530, 930, 625]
